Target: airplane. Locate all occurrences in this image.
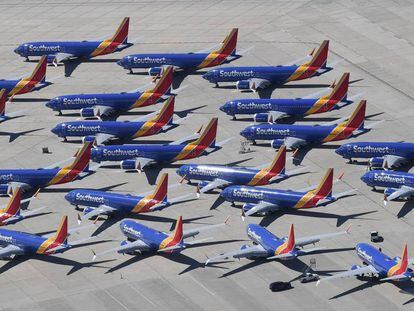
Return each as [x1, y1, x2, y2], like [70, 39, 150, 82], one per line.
[0, 56, 48, 97]
[64, 173, 196, 222]
[0, 187, 46, 226]
[219, 72, 350, 121]
[240, 100, 376, 150]
[0, 215, 94, 259]
[205, 223, 350, 265]
[92, 215, 229, 259]
[202, 40, 330, 91]
[335, 142, 414, 169]
[176, 145, 307, 193]
[50, 96, 186, 144]
[14, 17, 132, 65]
[45, 66, 173, 117]
[0, 142, 93, 196]
[0, 89, 26, 123]
[360, 170, 414, 205]
[317, 242, 413, 286]
[219, 168, 355, 218]
[90, 117, 231, 171]
[117, 28, 240, 74]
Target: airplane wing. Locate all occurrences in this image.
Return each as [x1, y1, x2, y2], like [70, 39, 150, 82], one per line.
[205, 244, 268, 265]
[0, 244, 25, 258]
[268, 111, 289, 123]
[383, 155, 407, 169]
[182, 217, 229, 239]
[95, 133, 116, 145]
[94, 105, 115, 117]
[316, 265, 377, 286]
[295, 226, 350, 247]
[78, 205, 117, 222]
[243, 201, 280, 217]
[248, 78, 271, 91]
[93, 239, 150, 260]
[386, 186, 414, 202]
[133, 157, 155, 171]
[284, 137, 308, 150]
[199, 178, 231, 193]
[54, 52, 76, 64]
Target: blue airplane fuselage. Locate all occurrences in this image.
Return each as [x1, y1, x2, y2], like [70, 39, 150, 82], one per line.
[361, 170, 414, 189]
[0, 228, 70, 255]
[65, 189, 168, 213]
[202, 66, 301, 84]
[220, 98, 324, 117]
[356, 243, 412, 279]
[336, 142, 414, 160]
[117, 53, 222, 70]
[0, 169, 62, 194]
[45, 93, 142, 112]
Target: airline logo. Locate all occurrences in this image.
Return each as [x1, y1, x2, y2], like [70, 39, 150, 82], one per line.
[219, 70, 254, 78]
[102, 148, 143, 157]
[353, 145, 393, 154]
[256, 128, 291, 136]
[62, 97, 99, 106]
[247, 227, 263, 243]
[122, 224, 142, 238]
[28, 44, 61, 52]
[75, 193, 105, 204]
[373, 173, 405, 184]
[236, 102, 272, 110]
[233, 189, 264, 200]
[356, 246, 373, 263]
[0, 174, 13, 181]
[0, 233, 13, 243]
[132, 56, 167, 64]
[188, 166, 219, 177]
[66, 124, 101, 133]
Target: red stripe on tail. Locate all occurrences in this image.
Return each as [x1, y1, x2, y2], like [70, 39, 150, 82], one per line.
[345, 100, 366, 130]
[67, 141, 93, 172]
[111, 17, 129, 44]
[5, 187, 21, 216]
[29, 55, 47, 84]
[284, 224, 295, 253]
[152, 173, 168, 202]
[0, 89, 6, 116]
[327, 72, 349, 102]
[193, 117, 218, 148]
[168, 216, 183, 246]
[267, 145, 286, 176]
[152, 66, 173, 95]
[314, 168, 333, 198]
[307, 40, 329, 69]
[395, 243, 408, 275]
[53, 216, 68, 245]
[217, 28, 238, 56]
[154, 96, 174, 125]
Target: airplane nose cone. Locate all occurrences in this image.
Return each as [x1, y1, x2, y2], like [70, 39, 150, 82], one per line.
[220, 187, 231, 200]
[202, 71, 214, 81]
[64, 192, 74, 202]
[335, 146, 344, 156]
[360, 172, 370, 184]
[240, 127, 253, 139]
[117, 59, 126, 68]
[51, 125, 60, 135]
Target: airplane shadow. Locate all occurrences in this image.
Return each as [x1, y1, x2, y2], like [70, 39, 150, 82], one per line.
[64, 58, 120, 77]
[11, 98, 50, 103]
[258, 209, 378, 228]
[172, 69, 207, 89]
[397, 201, 414, 218]
[0, 128, 44, 143]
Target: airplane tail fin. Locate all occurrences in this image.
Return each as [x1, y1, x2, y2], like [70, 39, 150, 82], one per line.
[27, 55, 47, 84]
[266, 145, 286, 176]
[65, 141, 93, 173]
[52, 216, 68, 245]
[4, 187, 22, 217]
[150, 173, 168, 202]
[215, 28, 238, 56]
[284, 224, 296, 252]
[0, 89, 7, 117]
[188, 117, 218, 149]
[150, 66, 173, 95]
[305, 40, 329, 69]
[313, 168, 333, 198]
[323, 72, 349, 102]
[344, 100, 366, 131]
[167, 215, 184, 245]
[110, 17, 130, 44]
[151, 96, 175, 126]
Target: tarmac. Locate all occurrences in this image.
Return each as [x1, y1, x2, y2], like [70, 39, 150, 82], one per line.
[0, 0, 414, 310]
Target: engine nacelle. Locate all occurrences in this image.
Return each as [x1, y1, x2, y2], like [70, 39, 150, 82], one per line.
[148, 67, 163, 77]
[120, 159, 137, 171]
[253, 113, 269, 123]
[46, 55, 57, 64]
[271, 139, 285, 149]
[369, 157, 384, 169]
[82, 135, 96, 144]
[236, 80, 251, 90]
[242, 203, 256, 212]
[83, 207, 95, 216]
[384, 187, 398, 198]
[198, 181, 210, 189]
[80, 107, 99, 118]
